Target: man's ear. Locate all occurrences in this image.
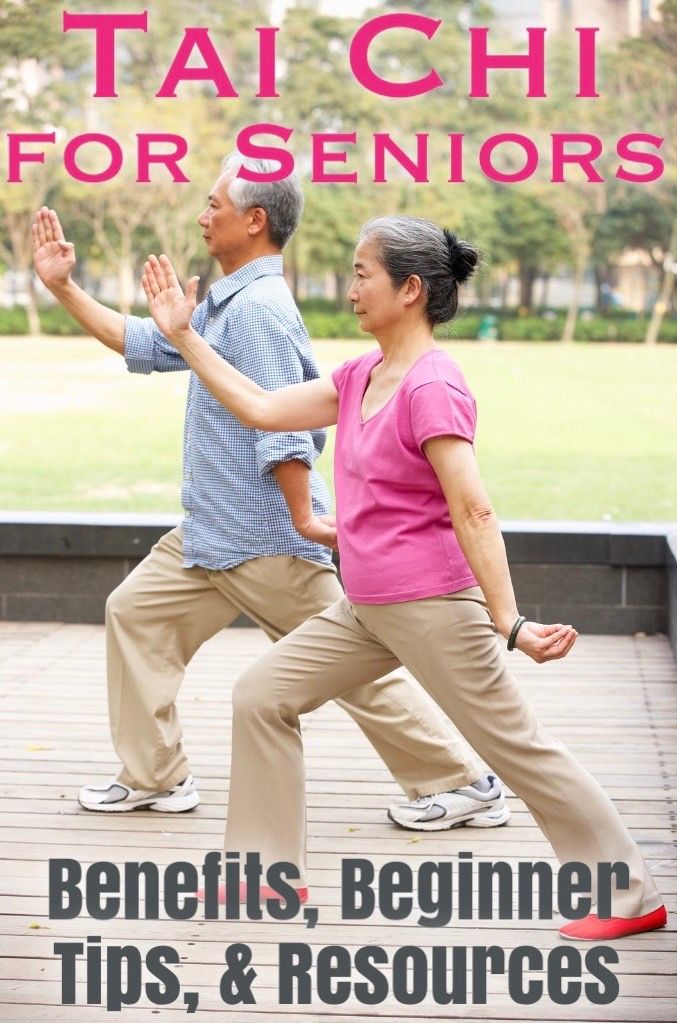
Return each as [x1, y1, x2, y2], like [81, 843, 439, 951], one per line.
[247, 206, 268, 237]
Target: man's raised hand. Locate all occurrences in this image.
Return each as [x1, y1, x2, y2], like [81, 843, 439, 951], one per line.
[32, 207, 76, 290]
[142, 254, 199, 342]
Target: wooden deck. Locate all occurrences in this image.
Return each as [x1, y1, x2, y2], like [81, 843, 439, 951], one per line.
[0, 620, 675, 1021]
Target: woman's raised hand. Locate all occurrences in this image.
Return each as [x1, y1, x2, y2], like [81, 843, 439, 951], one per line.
[142, 254, 199, 342]
[514, 621, 578, 663]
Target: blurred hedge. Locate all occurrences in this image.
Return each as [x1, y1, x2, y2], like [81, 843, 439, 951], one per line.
[0, 303, 675, 342]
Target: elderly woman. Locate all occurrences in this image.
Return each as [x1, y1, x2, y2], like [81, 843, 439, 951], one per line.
[142, 217, 665, 940]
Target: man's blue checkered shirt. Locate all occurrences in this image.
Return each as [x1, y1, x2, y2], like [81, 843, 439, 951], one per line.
[124, 255, 333, 570]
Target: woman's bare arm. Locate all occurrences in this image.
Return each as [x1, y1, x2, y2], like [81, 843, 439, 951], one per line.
[424, 435, 577, 663]
[142, 254, 339, 430]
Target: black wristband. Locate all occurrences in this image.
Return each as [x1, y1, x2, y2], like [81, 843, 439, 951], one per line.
[507, 615, 526, 651]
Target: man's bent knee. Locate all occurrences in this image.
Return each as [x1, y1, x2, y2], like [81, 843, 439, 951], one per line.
[105, 574, 142, 626]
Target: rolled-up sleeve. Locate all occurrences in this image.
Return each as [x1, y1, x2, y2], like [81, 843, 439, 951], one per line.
[124, 303, 209, 374]
[228, 303, 321, 475]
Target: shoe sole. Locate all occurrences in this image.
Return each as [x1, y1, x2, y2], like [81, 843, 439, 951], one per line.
[78, 792, 200, 813]
[387, 804, 511, 832]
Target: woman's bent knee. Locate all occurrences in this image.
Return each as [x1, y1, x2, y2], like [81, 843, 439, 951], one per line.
[232, 666, 304, 727]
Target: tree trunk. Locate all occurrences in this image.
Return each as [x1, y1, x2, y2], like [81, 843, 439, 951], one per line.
[26, 275, 41, 336]
[593, 266, 604, 314]
[286, 237, 300, 301]
[118, 258, 135, 316]
[519, 265, 537, 311]
[593, 264, 614, 314]
[561, 248, 588, 343]
[645, 217, 677, 345]
[334, 273, 346, 310]
[499, 273, 510, 313]
[539, 274, 550, 308]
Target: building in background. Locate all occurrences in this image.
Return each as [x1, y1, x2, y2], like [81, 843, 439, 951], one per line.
[487, 0, 663, 44]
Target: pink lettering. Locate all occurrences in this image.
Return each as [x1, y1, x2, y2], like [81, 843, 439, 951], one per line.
[137, 134, 189, 183]
[576, 28, 599, 98]
[373, 134, 428, 183]
[6, 131, 55, 182]
[62, 11, 148, 98]
[235, 124, 295, 180]
[469, 27, 546, 98]
[448, 133, 465, 183]
[616, 133, 664, 183]
[256, 27, 279, 98]
[7, 132, 55, 182]
[312, 133, 357, 183]
[157, 28, 238, 98]
[350, 13, 443, 98]
[551, 133, 603, 182]
[63, 133, 123, 182]
[479, 133, 539, 182]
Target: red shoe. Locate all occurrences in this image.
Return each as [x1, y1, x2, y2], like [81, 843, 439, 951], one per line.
[559, 905, 667, 941]
[197, 883, 309, 904]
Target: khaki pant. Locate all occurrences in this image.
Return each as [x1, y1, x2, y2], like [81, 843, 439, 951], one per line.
[107, 527, 482, 796]
[226, 589, 661, 918]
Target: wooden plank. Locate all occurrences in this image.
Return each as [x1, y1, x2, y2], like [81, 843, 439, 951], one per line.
[1, 925, 675, 962]
[1, 628, 676, 1023]
[3, 958, 677, 999]
[2, 984, 677, 1021]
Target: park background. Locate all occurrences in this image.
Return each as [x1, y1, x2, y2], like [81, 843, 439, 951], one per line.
[1, 0, 675, 524]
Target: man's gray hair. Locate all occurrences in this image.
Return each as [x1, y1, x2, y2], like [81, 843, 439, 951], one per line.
[358, 216, 479, 326]
[221, 152, 304, 249]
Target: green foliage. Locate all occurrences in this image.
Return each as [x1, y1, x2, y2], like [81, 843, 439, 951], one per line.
[300, 310, 363, 339]
[36, 306, 87, 335]
[496, 316, 562, 341]
[1, 303, 674, 341]
[575, 317, 677, 343]
[0, 306, 28, 335]
[436, 312, 483, 340]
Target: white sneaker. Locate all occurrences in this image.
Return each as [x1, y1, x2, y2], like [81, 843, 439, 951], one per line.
[388, 774, 510, 831]
[78, 774, 200, 813]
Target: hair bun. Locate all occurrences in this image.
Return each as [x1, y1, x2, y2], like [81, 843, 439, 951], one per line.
[442, 228, 479, 285]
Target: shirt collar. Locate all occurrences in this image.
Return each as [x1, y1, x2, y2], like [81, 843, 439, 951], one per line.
[208, 255, 283, 308]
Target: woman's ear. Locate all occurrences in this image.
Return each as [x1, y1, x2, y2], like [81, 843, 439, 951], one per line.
[403, 274, 424, 306]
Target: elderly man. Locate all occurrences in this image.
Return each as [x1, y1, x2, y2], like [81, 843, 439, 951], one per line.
[31, 153, 508, 832]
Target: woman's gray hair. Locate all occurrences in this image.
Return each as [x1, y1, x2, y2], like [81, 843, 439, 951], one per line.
[221, 152, 304, 249]
[358, 216, 479, 325]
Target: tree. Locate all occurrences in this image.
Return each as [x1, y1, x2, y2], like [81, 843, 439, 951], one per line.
[592, 185, 674, 312]
[493, 187, 568, 310]
[605, 1, 676, 340]
[0, 0, 85, 331]
[0, 169, 53, 333]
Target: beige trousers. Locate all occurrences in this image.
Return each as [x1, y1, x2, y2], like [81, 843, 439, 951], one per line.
[225, 589, 662, 918]
[106, 528, 482, 795]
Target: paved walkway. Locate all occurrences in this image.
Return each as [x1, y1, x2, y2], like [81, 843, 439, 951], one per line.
[0, 621, 675, 1021]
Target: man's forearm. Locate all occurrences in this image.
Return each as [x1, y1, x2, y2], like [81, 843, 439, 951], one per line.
[272, 459, 313, 530]
[50, 279, 125, 354]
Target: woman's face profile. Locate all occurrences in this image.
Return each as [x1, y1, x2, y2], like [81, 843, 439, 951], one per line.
[347, 238, 403, 335]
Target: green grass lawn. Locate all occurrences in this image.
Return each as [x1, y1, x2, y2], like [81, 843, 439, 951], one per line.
[2, 337, 676, 522]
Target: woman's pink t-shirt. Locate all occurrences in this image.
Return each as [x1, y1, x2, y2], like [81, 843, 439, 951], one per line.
[331, 347, 478, 604]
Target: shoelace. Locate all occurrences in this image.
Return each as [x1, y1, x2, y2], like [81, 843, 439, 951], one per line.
[408, 794, 438, 809]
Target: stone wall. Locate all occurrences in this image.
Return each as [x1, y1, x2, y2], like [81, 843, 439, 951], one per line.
[0, 514, 673, 645]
